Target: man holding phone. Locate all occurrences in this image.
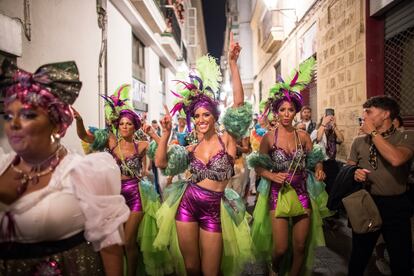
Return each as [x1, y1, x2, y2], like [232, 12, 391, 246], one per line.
[311, 108, 344, 194]
[347, 96, 414, 276]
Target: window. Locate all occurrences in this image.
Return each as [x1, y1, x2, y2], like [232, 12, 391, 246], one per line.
[132, 34, 145, 82]
[259, 80, 263, 103]
[0, 51, 17, 115]
[274, 61, 281, 81]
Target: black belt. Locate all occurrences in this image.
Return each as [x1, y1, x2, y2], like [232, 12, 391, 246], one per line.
[0, 231, 86, 259]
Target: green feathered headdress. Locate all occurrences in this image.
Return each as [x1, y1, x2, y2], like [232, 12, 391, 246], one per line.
[101, 84, 138, 133]
[170, 55, 222, 131]
[260, 57, 316, 117]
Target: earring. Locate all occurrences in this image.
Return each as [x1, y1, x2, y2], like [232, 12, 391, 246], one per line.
[50, 133, 61, 144]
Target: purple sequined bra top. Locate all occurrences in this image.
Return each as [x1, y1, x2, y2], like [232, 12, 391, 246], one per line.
[189, 136, 235, 182]
[108, 141, 144, 178]
[269, 128, 307, 172]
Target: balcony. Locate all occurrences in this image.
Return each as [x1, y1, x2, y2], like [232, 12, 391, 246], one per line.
[261, 9, 285, 53]
[158, 0, 184, 60]
[130, 0, 166, 33]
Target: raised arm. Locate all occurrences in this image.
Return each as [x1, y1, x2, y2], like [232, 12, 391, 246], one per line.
[362, 117, 414, 167]
[154, 106, 172, 169]
[228, 32, 244, 107]
[72, 106, 95, 144]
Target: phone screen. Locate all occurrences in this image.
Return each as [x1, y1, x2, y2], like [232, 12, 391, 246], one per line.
[325, 108, 335, 116]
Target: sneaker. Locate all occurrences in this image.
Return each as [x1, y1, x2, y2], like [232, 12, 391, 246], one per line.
[375, 257, 391, 275]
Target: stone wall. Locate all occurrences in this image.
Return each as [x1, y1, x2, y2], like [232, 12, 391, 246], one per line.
[317, 0, 366, 160]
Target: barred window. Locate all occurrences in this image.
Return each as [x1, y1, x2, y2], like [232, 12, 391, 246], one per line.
[384, 26, 414, 126]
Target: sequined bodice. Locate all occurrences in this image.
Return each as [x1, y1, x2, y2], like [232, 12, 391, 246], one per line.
[269, 129, 306, 172]
[189, 136, 235, 182]
[109, 142, 143, 178]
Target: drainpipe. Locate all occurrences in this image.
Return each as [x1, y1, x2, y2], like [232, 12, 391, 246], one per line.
[97, 0, 107, 128]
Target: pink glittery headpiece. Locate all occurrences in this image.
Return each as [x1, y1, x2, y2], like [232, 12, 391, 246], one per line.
[0, 59, 82, 136]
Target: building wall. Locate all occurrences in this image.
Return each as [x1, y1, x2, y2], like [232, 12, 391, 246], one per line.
[251, 0, 367, 160]
[0, 0, 102, 153]
[107, 1, 133, 96]
[317, 0, 366, 159]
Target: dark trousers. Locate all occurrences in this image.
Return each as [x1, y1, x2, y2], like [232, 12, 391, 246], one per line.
[323, 159, 341, 195]
[348, 193, 413, 276]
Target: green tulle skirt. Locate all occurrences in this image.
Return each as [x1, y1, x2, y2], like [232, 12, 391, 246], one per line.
[137, 178, 174, 276]
[153, 180, 254, 275]
[251, 173, 334, 276]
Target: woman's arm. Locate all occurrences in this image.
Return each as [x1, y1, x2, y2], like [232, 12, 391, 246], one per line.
[72, 107, 95, 143]
[228, 32, 244, 108]
[155, 106, 172, 169]
[100, 244, 124, 276]
[255, 132, 288, 184]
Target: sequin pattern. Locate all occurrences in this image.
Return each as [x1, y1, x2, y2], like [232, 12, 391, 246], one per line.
[0, 242, 104, 276]
[189, 136, 235, 182]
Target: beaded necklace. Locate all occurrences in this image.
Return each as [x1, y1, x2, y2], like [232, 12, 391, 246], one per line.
[11, 145, 65, 195]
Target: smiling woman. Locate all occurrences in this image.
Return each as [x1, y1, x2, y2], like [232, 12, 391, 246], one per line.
[0, 59, 129, 275]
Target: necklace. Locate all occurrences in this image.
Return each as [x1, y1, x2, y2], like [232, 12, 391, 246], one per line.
[11, 145, 65, 195]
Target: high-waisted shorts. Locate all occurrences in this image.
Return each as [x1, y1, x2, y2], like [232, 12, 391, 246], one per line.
[176, 183, 224, 232]
[269, 172, 310, 211]
[121, 178, 143, 212]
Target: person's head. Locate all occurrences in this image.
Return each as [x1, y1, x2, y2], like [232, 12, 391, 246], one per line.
[393, 115, 404, 129]
[151, 119, 159, 129]
[115, 109, 141, 139]
[362, 96, 399, 129]
[276, 100, 298, 127]
[177, 116, 186, 128]
[1, 60, 81, 157]
[300, 105, 312, 121]
[193, 106, 216, 134]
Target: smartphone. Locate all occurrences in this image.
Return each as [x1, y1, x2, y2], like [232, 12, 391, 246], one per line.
[325, 108, 335, 116]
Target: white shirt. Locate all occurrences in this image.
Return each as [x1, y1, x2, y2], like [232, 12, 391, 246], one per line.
[0, 150, 130, 251]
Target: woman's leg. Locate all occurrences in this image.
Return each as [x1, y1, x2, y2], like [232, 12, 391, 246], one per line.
[124, 211, 143, 276]
[290, 214, 310, 276]
[199, 228, 223, 276]
[271, 211, 289, 272]
[176, 221, 201, 276]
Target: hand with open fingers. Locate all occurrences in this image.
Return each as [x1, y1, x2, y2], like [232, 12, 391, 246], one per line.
[354, 168, 370, 182]
[228, 32, 242, 63]
[160, 105, 172, 133]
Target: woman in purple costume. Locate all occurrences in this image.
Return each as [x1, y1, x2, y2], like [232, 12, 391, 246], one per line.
[74, 90, 159, 276]
[155, 34, 250, 275]
[255, 65, 326, 275]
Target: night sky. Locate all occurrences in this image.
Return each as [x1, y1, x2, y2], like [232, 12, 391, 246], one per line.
[202, 0, 226, 59]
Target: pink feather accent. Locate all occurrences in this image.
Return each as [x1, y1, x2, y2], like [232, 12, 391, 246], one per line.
[290, 71, 299, 87]
[170, 102, 184, 116]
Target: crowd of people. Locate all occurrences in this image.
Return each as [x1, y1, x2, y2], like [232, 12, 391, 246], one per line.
[0, 34, 413, 276]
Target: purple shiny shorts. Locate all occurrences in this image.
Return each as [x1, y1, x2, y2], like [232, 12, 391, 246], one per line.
[176, 183, 224, 233]
[121, 178, 143, 212]
[269, 172, 310, 211]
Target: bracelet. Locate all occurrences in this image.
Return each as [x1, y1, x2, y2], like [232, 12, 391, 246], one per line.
[321, 124, 326, 127]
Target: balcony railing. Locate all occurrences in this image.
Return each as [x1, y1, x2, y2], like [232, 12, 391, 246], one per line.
[159, 0, 182, 46]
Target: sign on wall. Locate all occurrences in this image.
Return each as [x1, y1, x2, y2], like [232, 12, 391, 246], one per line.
[299, 23, 317, 62]
[132, 77, 148, 112]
